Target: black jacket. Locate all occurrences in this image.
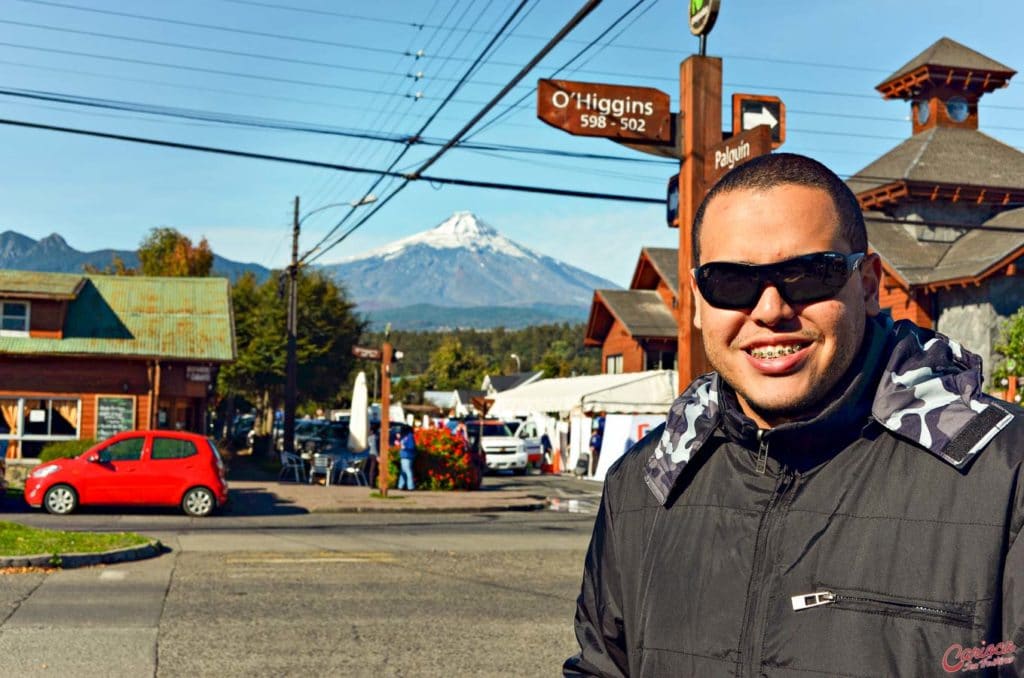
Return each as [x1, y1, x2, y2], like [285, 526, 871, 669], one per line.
[565, 319, 1024, 677]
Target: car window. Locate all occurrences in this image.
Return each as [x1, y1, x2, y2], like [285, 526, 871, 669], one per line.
[104, 436, 144, 461]
[480, 423, 512, 437]
[151, 437, 198, 460]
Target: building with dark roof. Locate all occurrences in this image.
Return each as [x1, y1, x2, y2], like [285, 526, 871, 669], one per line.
[849, 37, 1024, 371]
[585, 248, 679, 373]
[1, 270, 236, 458]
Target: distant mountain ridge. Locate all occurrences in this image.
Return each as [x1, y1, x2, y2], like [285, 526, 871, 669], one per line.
[1, 212, 619, 330]
[321, 212, 618, 317]
[0, 230, 270, 280]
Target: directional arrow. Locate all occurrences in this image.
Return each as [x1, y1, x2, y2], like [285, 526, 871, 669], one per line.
[732, 94, 785, 147]
[742, 105, 778, 130]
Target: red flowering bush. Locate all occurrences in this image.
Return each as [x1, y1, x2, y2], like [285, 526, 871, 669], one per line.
[386, 427, 484, 491]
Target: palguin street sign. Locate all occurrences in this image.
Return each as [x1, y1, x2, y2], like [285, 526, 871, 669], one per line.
[704, 124, 773, 186]
[537, 79, 672, 143]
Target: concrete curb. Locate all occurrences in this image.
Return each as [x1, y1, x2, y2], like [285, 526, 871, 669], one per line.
[309, 499, 550, 514]
[0, 538, 163, 569]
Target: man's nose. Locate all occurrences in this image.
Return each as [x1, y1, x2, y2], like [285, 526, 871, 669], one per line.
[749, 283, 796, 325]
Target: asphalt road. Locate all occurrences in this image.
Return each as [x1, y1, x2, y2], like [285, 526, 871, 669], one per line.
[0, 478, 601, 677]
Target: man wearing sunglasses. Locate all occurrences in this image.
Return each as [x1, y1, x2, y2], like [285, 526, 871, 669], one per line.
[566, 154, 1024, 677]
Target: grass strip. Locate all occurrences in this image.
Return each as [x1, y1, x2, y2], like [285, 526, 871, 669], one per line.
[0, 521, 150, 557]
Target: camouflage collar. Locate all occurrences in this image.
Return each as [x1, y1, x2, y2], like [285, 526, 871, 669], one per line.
[871, 320, 1013, 469]
[645, 319, 1013, 506]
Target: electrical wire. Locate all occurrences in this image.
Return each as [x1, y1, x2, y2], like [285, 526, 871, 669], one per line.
[301, 0, 536, 262]
[0, 115, 664, 203]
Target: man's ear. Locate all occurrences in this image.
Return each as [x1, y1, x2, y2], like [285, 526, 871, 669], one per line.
[861, 252, 883, 317]
[690, 270, 703, 329]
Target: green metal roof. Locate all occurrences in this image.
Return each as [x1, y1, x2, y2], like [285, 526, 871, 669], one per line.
[0, 270, 85, 299]
[0, 271, 236, 361]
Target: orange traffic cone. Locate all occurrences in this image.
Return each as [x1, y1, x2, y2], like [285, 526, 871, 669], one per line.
[551, 449, 562, 474]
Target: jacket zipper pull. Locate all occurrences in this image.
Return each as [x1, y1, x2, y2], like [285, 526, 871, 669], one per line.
[791, 591, 835, 610]
[755, 430, 768, 474]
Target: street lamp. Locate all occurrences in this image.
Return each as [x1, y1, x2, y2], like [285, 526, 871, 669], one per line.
[510, 353, 520, 372]
[283, 193, 378, 456]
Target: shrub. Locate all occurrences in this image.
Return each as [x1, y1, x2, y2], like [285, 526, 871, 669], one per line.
[386, 427, 484, 491]
[39, 439, 97, 462]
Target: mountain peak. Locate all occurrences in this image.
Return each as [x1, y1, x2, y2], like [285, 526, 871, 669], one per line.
[340, 211, 532, 262]
[431, 211, 496, 241]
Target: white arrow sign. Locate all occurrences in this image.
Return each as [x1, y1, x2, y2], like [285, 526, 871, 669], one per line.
[743, 105, 778, 130]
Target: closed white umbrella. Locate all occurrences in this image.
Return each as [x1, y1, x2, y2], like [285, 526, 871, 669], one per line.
[348, 371, 368, 452]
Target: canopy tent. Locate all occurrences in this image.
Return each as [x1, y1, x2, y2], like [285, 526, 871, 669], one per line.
[488, 370, 678, 418]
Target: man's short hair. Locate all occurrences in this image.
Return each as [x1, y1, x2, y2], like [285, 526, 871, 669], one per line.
[691, 153, 867, 265]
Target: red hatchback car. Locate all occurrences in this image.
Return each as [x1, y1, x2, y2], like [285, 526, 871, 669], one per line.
[25, 430, 229, 517]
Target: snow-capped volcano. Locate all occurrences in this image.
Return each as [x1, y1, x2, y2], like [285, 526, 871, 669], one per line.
[340, 211, 532, 262]
[321, 212, 619, 314]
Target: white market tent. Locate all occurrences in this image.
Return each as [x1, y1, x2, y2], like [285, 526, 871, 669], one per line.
[488, 370, 678, 417]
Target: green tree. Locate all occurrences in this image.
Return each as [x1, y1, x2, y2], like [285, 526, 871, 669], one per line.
[138, 227, 214, 277]
[217, 269, 366, 433]
[992, 308, 1024, 388]
[424, 337, 488, 390]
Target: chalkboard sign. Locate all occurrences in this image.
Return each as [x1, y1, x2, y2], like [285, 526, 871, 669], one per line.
[95, 396, 135, 440]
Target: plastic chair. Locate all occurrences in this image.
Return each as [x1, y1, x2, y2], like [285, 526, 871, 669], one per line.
[279, 451, 307, 483]
[336, 456, 368, 486]
[309, 453, 335, 486]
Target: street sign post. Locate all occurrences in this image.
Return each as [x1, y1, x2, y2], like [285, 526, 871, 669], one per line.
[732, 93, 786, 147]
[704, 125, 773, 186]
[352, 346, 383, 361]
[537, 79, 672, 143]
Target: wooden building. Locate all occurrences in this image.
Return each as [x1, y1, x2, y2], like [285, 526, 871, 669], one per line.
[585, 247, 679, 374]
[0, 271, 235, 458]
[587, 38, 1024, 379]
[849, 37, 1024, 371]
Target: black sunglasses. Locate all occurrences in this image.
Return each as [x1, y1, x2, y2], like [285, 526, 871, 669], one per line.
[693, 251, 866, 310]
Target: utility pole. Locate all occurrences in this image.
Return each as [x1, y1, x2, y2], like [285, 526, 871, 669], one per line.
[378, 332, 393, 497]
[284, 196, 299, 455]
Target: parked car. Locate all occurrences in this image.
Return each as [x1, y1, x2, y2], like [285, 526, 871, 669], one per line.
[24, 430, 229, 517]
[464, 419, 527, 475]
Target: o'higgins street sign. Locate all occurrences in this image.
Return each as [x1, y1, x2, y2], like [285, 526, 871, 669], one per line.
[537, 79, 672, 143]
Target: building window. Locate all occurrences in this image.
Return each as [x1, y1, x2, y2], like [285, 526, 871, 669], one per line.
[606, 354, 623, 374]
[0, 397, 81, 458]
[645, 349, 677, 371]
[0, 301, 29, 336]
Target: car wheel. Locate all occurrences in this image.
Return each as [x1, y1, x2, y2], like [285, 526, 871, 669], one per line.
[43, 484, 78, 515]
[514, 467, 528, 476]
[181, 487, 216, 517]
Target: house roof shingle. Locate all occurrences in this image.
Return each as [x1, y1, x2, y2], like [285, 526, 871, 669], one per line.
[0, 271, 235, 361]
[880, 37, 1015, 92]
[596, 289, 677, 338]
[847, 127, 1024, 196]
[0, 270, 85, 300]
[642, 247, 679, 292]
[867, 208, 1024, 285]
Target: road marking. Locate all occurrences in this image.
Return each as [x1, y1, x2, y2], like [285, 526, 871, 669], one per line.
[547, 498, 598, 514]
[225, 552, 395, 565]
[99, 570, 127, 581]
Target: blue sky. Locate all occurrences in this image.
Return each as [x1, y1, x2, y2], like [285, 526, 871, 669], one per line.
[0, 0, 1022, 287]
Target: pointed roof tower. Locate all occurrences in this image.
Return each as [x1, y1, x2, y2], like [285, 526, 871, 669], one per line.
[876, 37, 1015, 134]
[846, 38, 1024, 293]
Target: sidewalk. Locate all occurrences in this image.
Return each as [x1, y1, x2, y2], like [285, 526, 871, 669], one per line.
[225, 454, 549, 514]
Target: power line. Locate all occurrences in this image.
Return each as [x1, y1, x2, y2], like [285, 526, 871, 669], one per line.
[303, 0, 609, 266]
[0, 115, 662, 203]
[302, 0, 537, 262]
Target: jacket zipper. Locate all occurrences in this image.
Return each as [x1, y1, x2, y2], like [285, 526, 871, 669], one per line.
[739, 437, 798, 678]
[791, 590, 974, 627]
[755, 430, 768, 474]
